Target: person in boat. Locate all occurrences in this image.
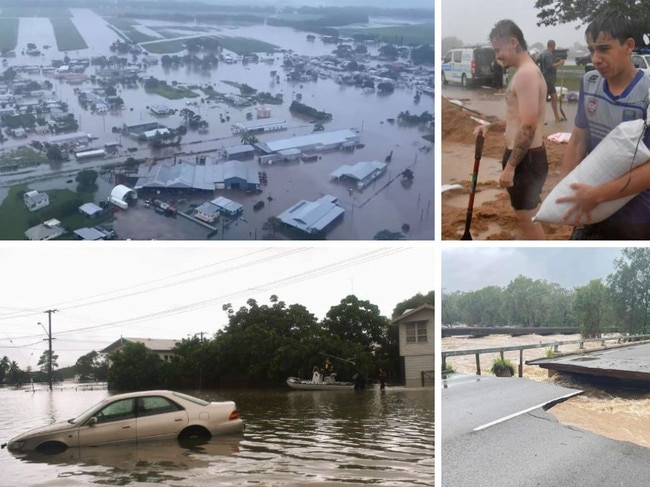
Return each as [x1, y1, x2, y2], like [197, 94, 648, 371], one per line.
[323, 358, 333, 378]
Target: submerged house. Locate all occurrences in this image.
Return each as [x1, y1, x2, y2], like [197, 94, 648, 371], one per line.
[393, 304, 434, 387]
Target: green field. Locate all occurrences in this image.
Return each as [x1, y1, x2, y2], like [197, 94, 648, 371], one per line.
[0, 7, 72, 18]
[50, 17, 88, 51]
[340, 23, 434, 46]
[141, 38, 189, 54]
[215, 36, 278, 55]
[0, 184, 97, 240]
[104, 17, 159, 44]
[0, 18, 18, 51]
[146, 84, 200, 100]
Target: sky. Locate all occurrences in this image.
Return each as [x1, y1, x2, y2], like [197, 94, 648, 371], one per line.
[441, 246, 625, 293]
[0, 243, 434, 369]
[440, 0, 586, 50]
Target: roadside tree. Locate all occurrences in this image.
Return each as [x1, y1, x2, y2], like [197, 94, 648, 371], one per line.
[607, 248, 650, 334]
[107, 342, 166, 390]
[37, 350, 58, 374]
[75, 350, 108, 382]
[573, 279, 611, 338]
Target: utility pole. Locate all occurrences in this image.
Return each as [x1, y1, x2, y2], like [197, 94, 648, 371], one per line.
[44, 309, 57, 391]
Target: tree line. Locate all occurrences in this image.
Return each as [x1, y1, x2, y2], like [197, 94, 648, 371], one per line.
[2, 291, 432, 390]
[443, 249, 650, 338]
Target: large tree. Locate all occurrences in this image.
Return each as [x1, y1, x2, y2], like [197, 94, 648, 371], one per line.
[107, 342, 165, 391]
[322, 295, 390, 350]
[607, 248, 650, 334]
[37, 350, 58, 374]
[534, 1, 650, 47]
[573, 279, 611, 338]
[75, 350, 108, 382]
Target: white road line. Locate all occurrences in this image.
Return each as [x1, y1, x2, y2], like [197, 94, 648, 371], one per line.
[472, 390, 583, 432]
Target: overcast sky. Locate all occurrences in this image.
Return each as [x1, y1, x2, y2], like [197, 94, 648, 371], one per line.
[0, 244, 433, 369]
[441, 246, 625, 293]
[441, 0, 586, 50]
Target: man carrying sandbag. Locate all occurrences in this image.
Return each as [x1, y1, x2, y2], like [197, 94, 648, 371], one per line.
[475, 19, 548, 240]
[556, 10, 650, 239]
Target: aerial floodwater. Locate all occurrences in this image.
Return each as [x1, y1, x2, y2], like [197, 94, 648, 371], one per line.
[0, 384, 434, 486]
[0, 6, 433, 240]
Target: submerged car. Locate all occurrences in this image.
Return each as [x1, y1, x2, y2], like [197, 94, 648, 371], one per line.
[6, 390, 243, 453]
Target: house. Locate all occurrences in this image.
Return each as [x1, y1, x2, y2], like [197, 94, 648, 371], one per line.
[194, 201, 220, 223]
[23, 190, 49, 212]
[392, 304, 434, 387]
[25, 218, 65, 240]
[277, 194, 344, 235]
[101, 337, 180, 363]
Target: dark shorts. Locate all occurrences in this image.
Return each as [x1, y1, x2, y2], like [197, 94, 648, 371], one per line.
[544, 77, 556, 95]
[570, 222, 650, 240]
[501, 146, 548, 211]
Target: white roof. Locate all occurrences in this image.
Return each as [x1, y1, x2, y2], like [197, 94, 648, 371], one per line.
[111, 185, 137, 202]
[79, 202, 103, 216]
[211, 196, 243, 214]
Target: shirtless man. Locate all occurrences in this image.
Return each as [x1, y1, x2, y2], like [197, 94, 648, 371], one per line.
[476, 19, 548, 239]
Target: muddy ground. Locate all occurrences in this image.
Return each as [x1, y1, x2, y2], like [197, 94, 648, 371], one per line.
[441, 95, 574, 240]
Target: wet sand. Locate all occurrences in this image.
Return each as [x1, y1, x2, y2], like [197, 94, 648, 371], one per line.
[443, 334, 650, 449]
[441, 96, 573, 240]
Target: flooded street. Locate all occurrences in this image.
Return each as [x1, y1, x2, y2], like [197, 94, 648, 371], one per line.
[0, 9, 433, 240]
[443, 335, 650, 450]
[0, 385, 433, 486]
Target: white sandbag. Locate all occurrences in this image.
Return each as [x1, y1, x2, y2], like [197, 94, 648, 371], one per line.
[533, 118, 650, 224]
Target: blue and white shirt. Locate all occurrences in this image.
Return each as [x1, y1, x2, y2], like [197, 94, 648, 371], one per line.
[576, 69, 650, 224]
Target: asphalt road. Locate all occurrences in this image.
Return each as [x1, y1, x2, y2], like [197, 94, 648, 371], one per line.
[442, 374, 650, 486]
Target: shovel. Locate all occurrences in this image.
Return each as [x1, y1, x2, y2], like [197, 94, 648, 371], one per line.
[460, 132, 485, 240]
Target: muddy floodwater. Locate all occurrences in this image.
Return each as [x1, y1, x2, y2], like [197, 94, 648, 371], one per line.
[0, 385, 433, 486]
[0, 9, 433, 240]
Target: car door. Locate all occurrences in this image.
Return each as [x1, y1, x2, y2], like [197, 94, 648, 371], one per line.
[77, 398, 137, 447]
[135, 395, 189, 442]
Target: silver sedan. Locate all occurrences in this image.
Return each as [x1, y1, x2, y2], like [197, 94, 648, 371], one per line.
[6, 390, 244, 453]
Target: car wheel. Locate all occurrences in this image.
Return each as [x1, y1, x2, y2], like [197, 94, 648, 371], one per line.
[178, 426, 211, 442]
[35, 441, 68, 454]
[442, 72, 448, 85]
[461, 74, 468, 88]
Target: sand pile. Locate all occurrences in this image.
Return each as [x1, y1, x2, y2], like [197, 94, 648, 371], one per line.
[441, 97, 573, 240]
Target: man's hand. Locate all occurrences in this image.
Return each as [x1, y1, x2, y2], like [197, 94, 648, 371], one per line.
[556, 182, 601, 224]
[500, 164, 515, 188]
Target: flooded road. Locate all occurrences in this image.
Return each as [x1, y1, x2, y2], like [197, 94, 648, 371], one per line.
[0, 385, 433, 486]
[0, 9, 433, 239]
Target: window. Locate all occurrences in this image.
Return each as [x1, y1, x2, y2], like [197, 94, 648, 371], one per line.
[96, 398, 135, 423]
[405, 321, 428, 344]
[138, 396, 182, 417]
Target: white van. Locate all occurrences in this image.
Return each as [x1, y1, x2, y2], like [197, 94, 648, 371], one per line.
[441, 47, 504, 88]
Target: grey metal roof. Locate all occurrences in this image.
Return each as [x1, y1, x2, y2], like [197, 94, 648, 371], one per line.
[260, 129, 359, 154]
[74, 227, 106, 240]
[79, 202, 103, 216]
[211, 196, 243, 214]
[330, 160, 386, 180]
[136, 162, 258, 190]
[278, 195, 344, 233]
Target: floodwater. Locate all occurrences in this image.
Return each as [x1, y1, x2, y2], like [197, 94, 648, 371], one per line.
[0, 9, 433, 240]
[0, 385, 434, 487]
[442, 334, 650, 450]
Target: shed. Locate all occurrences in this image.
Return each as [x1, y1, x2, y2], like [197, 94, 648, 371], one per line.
[79, 202, 103, 218]
[211, 196, 243, 216]
[277, 194, 344, 235]
[74, 227, 107, 240]
[224, 144, 255, 160]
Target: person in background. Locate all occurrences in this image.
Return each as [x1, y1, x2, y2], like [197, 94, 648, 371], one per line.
[323, 357, 333, 377]
[539, 40, 566, 123]
[555, 9, 650, 239]
[378, 367, 388, 390]
[474, 19, 548, 239]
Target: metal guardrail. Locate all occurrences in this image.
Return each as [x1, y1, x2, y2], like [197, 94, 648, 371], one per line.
[442, 334, 650, 378]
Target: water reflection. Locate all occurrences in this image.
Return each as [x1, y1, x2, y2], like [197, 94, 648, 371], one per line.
[2, 387, 432, 486]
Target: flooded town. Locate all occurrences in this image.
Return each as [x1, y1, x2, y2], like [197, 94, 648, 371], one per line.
[0, 2, 434, 240]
